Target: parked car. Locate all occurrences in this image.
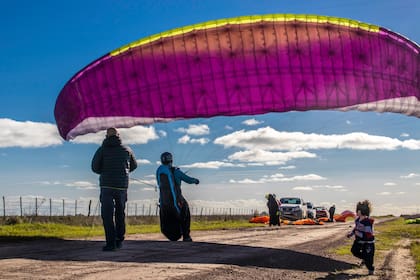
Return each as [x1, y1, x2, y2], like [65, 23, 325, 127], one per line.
[314, 206, 330, 219]
[279, 197, 308, 220]
[306, 202, 316, 219]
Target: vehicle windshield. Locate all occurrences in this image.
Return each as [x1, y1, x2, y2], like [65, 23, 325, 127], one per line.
[280, 198, 301, 204]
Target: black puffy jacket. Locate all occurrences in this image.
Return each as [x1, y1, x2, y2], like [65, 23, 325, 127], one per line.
[91, 135, 137, 188]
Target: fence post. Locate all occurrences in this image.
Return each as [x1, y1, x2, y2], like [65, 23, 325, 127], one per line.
[142, 204, 145, 216]
[62, 199, 65, 216]
[20, 196, 23, 217]
[135, 203, 138, 216]
[49, 198, 52, 217]
[148, 204, 152, 216]
[88, 200, 92, 217]
[155, 204, 158, 216]
[35, 197, 38, 216]
[2, 196, 5, 218]
[74, 200, 77, 216]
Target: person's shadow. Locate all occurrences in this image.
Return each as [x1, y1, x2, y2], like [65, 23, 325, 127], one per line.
[0, 237, 354, 273]
[315, 272, 367, 279]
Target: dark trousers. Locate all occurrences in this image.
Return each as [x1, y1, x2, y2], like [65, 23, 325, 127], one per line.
[160, 200, 191, 241]
[100, 187, 127, 247]
[351, 240, 375, 271]
[329, 209, 335, 221]
[269, 210, 280, 226]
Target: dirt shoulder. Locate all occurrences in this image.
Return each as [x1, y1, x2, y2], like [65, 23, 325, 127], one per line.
[0, 220, 416, 279]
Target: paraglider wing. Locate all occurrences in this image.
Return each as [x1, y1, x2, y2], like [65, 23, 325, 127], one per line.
[54, 14, 420, 140]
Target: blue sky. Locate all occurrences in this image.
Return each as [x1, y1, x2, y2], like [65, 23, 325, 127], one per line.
[1, 0, 419, 215]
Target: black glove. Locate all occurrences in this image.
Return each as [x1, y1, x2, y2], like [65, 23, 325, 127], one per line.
[195, 179, 199, 185]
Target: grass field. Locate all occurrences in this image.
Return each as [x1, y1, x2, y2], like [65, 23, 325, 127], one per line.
[0, 216, 264, 240]
[334, 217, 420, 279]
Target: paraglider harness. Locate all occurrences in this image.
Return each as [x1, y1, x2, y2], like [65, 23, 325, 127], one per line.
[158, 166, 185, 216]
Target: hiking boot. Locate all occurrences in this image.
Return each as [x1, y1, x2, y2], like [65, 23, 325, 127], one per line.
[183, 236, 193, 242]
[368, 269, 374, 275]
[116, 240, 123, 249]
[102, 245, 116, 251]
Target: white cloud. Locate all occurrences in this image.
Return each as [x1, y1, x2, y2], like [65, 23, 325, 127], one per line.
[65, 181, 97, 190]
[293, 186, 313, 191]
[346, 120, 352, 125]
[214, 127, 420, 151]
[229, 173, 326, 184]
[400, 133, 410, 138]
[225, 125, 233, 130]
[384, 182, 396, 186]
[178, 135, 209, 145]
[377, 192, 392, 196]
[396, 192, 406, 195]
[175, 124, 209, 135]
[400, 173, 420, 179]
[71, 126, 159, 144]
[188, 199, 265, 211]
[137, 158, 152, 165]
[40, 181, 61, 185]
[141, 187, 156, 192]
[242, 118, 264, 126]
[180, 161, 245, 169]
[293, 185, 347, 192]
[158, 130, 167, 137]
[228, 149, 316, 165]
[0, 118, 63, 148]
[279, 165, 296, 170]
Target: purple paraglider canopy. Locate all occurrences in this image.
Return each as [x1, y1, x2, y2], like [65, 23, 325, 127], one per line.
[54, 14, 420, 140]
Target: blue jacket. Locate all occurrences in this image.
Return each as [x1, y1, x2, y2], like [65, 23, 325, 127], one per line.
[156, 165, 198, 213]
[91, 135, 137, 188]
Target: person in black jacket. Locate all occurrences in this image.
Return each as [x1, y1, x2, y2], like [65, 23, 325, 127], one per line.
[156, 152, 199, 241]
[266, 194, 280, 226]
[329, 204, 336, 222]
[92, 128, 137, 251]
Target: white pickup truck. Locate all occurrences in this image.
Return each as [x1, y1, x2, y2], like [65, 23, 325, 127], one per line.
[279, 197, 308, 220]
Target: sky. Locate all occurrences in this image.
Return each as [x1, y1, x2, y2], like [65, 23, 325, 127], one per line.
[1, 0, 419, 216]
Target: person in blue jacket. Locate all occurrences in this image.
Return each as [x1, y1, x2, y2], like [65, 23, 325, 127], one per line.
[92, 128, 137, 251]
[156, 152, 199, 241]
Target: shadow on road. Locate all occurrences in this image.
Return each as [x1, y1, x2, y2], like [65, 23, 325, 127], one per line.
[0, 238, 354, 273]
[315, 272, 367, 279]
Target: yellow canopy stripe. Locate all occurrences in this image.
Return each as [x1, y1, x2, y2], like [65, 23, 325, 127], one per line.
[110, 14, 380, 57]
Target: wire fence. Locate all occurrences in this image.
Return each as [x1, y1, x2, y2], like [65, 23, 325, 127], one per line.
[1, 196, 260, 218]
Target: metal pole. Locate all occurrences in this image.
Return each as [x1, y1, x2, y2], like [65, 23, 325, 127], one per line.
[49, 199, 52, 217]
[62, 199, 65, 216]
